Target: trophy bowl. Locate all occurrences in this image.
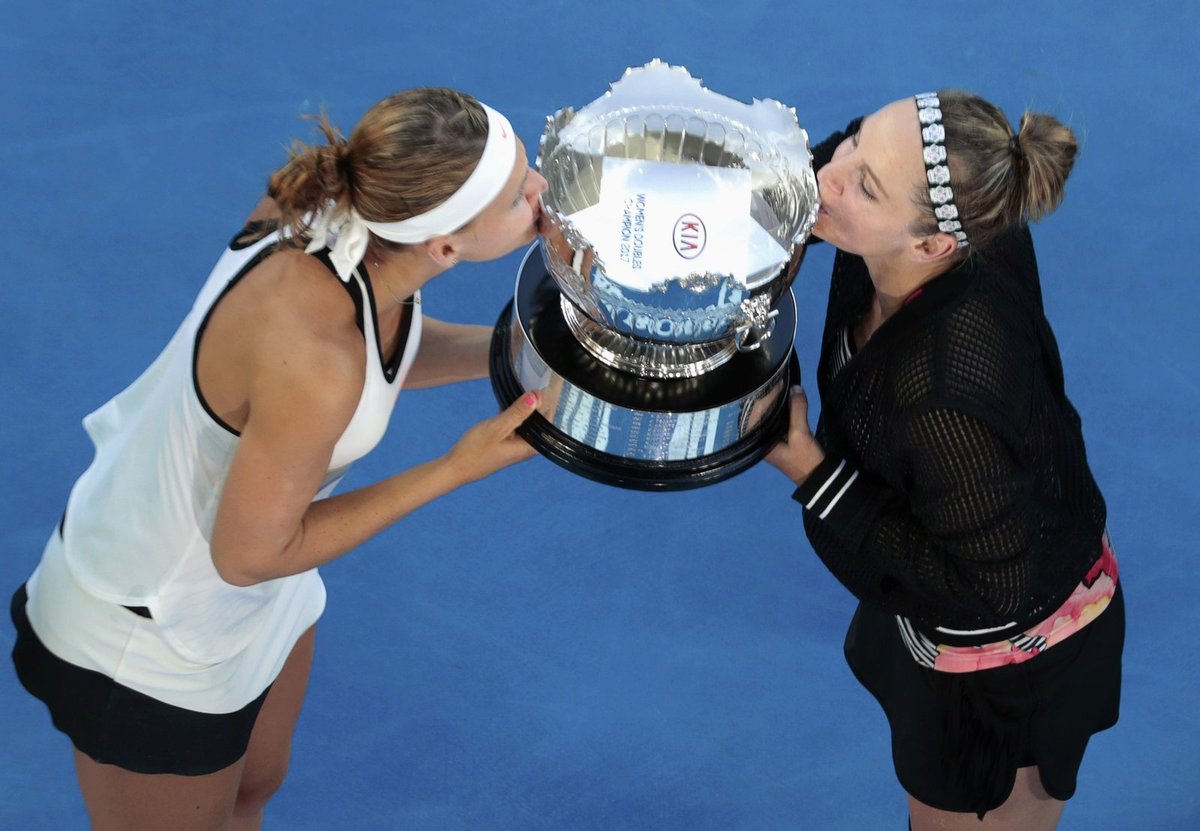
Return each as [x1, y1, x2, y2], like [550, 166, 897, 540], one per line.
[489, 61, 819, 490]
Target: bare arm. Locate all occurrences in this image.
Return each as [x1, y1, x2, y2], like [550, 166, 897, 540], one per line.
[207, 269, 538, 587]
[213, 388, 539, 586]
[402, 316, 493, 388]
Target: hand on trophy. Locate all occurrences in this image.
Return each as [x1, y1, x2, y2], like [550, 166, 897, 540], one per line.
[443, 391, 543, 485]
[764, 386, 826, 486]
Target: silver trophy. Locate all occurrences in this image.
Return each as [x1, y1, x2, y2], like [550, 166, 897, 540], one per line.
[490, 61, 819, 489]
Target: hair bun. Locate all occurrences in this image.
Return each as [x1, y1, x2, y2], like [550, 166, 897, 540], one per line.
[1012, 111, 1077, 222]
[266, 113, 352, 241]
[314, 141, 351, 195]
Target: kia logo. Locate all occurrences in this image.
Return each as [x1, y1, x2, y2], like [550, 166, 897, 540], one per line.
[673, 214, 706, 259]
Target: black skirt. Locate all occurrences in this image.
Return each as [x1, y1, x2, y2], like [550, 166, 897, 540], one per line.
[843, 584, 1124, 816]
[10, 584, 271, 776]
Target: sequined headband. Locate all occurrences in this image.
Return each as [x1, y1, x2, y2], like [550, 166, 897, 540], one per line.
[914, 92, 969, 250]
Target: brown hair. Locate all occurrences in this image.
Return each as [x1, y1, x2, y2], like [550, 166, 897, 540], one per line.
[266, 88, 489, 255]
[911, 89, 1078, 253]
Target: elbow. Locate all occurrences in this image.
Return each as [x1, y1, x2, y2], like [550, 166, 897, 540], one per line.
[219, 568, 263, 589]
[211, 547, 271, 588]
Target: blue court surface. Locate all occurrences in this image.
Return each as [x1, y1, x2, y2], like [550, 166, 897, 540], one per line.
[2, 3, 1197, 829]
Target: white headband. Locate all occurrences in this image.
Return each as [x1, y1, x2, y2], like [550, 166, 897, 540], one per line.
[305, 103, 517, 280]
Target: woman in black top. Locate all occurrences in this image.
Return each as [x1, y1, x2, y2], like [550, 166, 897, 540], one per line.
[766, 91, 1123, 829]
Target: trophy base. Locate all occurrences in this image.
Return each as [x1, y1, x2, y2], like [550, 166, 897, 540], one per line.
[488, 244, 798, 491]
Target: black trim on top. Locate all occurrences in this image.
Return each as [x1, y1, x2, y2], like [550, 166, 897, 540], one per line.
[228, 219, 279, 251]
[191, 243, 282, 437]
[308, 248, 367, 337]
[353, 260, 409, 384]
[192, 234, 409, 437]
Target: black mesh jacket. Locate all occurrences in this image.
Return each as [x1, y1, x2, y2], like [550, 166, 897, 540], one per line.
[793, 124, 1108, 645]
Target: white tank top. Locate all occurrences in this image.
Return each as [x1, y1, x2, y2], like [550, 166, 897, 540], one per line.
[58, 226, 421, 665]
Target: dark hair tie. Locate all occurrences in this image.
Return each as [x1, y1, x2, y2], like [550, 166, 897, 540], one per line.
[336, 143, 355, 183]
[1009, 134, 1026, 162]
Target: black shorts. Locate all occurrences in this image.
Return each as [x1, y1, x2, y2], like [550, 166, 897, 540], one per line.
[844, 584, 1124, 816]
[10, 584, 272, 776]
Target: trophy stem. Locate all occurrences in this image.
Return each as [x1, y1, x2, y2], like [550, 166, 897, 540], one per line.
[558, 295, 739, 379]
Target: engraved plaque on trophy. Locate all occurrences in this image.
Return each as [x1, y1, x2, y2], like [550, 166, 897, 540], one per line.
[489, 60, 819, 489]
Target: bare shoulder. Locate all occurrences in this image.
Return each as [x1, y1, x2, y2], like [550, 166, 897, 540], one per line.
[201, 245, 366, 438]
[248, 249, 365, 401]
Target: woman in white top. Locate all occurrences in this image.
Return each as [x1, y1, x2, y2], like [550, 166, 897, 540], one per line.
[10, 87, 548, 830]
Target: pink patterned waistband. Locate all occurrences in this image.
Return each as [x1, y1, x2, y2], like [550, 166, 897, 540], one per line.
[900, 531, 1119, 673]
